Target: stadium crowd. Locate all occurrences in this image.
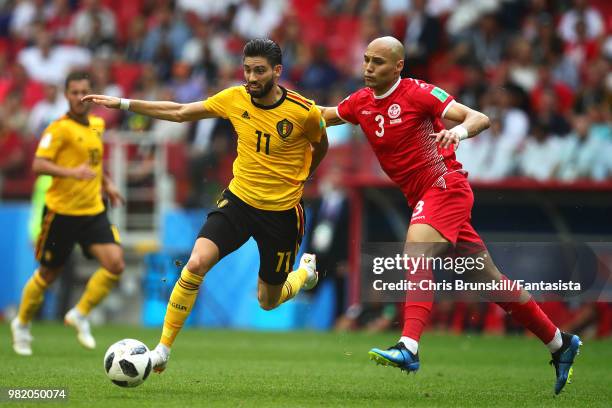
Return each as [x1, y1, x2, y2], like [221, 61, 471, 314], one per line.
[0, 0, 610, 202]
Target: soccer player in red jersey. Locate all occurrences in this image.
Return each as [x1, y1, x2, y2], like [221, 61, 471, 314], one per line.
[321, 37, 581, 395]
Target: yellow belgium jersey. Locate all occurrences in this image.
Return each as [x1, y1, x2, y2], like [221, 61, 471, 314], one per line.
[203, 85, 325, 211]
[35, 114, 106, 215]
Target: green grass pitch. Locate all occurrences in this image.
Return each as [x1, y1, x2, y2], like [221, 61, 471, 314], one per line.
[1, 323, 611, 407]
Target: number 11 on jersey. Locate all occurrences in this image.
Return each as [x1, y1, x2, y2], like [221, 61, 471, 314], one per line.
[255, 130, 271, 154]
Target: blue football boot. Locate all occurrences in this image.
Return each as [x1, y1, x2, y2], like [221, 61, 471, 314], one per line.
[368, 343, 420, 374]
[550, 332, 582, 395]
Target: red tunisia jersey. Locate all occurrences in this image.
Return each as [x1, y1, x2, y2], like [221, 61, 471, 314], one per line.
[337, 78, 464, 206]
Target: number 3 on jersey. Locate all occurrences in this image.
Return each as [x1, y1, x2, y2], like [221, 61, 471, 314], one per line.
[374, 114, 384, 137]
[412, 200, 424, 217]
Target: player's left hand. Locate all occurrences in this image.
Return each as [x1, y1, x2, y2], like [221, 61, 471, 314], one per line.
[105, 185, 125, 207]
[430, 129, 460, 150]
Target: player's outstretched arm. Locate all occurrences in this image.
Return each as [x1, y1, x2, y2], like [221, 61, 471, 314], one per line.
[308, 130, 329, 179]
[318, 106, 345, 127]
[432, 102, 491, 149]
[81, 95, 218, 123]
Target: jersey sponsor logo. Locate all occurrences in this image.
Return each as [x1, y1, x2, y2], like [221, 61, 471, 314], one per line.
[170, 301, 187, 311]
[276, 118, 293, 139]
[430, 87, 449, 102]
[360, 110, 372, 115]
[39, 133, 52, 149]
[388, 104, 401, 119]
[242, 111, 250, 119]
[390, 118, 402, 124]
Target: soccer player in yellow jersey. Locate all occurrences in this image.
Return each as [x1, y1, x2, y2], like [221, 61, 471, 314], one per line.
[11, 72, 125, 356]
[84, 39, 329, 372]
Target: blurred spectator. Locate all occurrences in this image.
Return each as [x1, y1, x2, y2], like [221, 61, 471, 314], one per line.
[492, 84, 530, 153]
[505, 37, 538, 92]
[275, 17, 309, 83]
[80, 12, 115, 58]
[446, 0, 498, 37]
[518, 121, 564, 181]
[70, 0, 116, 49]
[426, 0, 458, 18]
[457, 63, 487, 111]
[0, 63, 45, 109]
[530, 63, 574, 115]
[300, 45, 340, 103]
[573, 58, 609, 115]
[9, 0, 47, 41]
[457, 111, 515, 181]
[564, 18, 601, 69]
[532, 88, 571, 136]
[27, 81, 67, 138]
[123, 64, 162, 132]
[307, 165, 349, 320]
[557, 0, 604, 44]
[45, 0, 73, 42]
[181, 21, 228, 82]
[557, 114, 608, 181]
[170, 61, 205, 104]
[3, 91, 30, 136]
[232, 0, 285, 39]
[380, 0, 410, 17]
[17, 24, 91, 85]
[0, 111, 26, 194]
[399, 0, 441, 78]
[142, 6, 191, 80]
[123, 16, 147, 62]
[177, 0, 239, 20]
[90, 61, 123, 128]
[347, 16, 383, 80]
[453, 12, 509, 70]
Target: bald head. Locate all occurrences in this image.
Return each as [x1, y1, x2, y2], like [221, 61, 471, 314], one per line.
[367, 36, 405, 63]
[362, 36, 405, 95]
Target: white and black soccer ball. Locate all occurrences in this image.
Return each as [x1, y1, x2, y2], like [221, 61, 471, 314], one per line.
[104, 339, 152, 388]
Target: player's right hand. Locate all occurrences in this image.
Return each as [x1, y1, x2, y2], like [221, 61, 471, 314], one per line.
[71, 164, 97, 180]
[81, 94, 120, 109]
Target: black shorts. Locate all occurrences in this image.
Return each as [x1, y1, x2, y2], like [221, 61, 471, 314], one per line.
[199, 189, 305, 285]
[35, 206, 120, 268]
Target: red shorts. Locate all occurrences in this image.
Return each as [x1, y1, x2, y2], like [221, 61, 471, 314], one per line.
[408, 171, 485, 249]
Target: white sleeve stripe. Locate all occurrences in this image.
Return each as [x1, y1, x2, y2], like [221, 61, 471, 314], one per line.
[335, 106, 349, 123]
[441, 99, 456, 119]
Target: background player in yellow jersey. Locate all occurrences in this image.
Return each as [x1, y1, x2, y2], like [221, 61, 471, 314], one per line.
[11, 72, 125, 356]
[84, 39, 329, 372]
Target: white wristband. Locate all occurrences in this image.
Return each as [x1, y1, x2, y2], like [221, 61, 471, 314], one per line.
[119, 98, 131, 110]
[451, 124, 469, 141]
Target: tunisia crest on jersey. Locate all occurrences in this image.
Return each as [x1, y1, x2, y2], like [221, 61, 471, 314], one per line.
[388, 103, 401, 119]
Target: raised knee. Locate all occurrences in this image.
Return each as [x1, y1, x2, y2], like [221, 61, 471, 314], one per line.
[257, 292, 279, 311]
[38, 267, 61, 285]
[258, 300, 278, 311]
[106, 258, 125, 276]
[185, 256, 211, 277]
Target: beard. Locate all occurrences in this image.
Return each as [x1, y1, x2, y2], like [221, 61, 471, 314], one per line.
[247, 77, 275, 98]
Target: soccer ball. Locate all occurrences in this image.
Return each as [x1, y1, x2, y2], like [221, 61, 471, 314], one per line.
[103, 339, 152, 387]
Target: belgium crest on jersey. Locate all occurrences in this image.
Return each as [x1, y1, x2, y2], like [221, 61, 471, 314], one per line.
[276, 119, 293, 139]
